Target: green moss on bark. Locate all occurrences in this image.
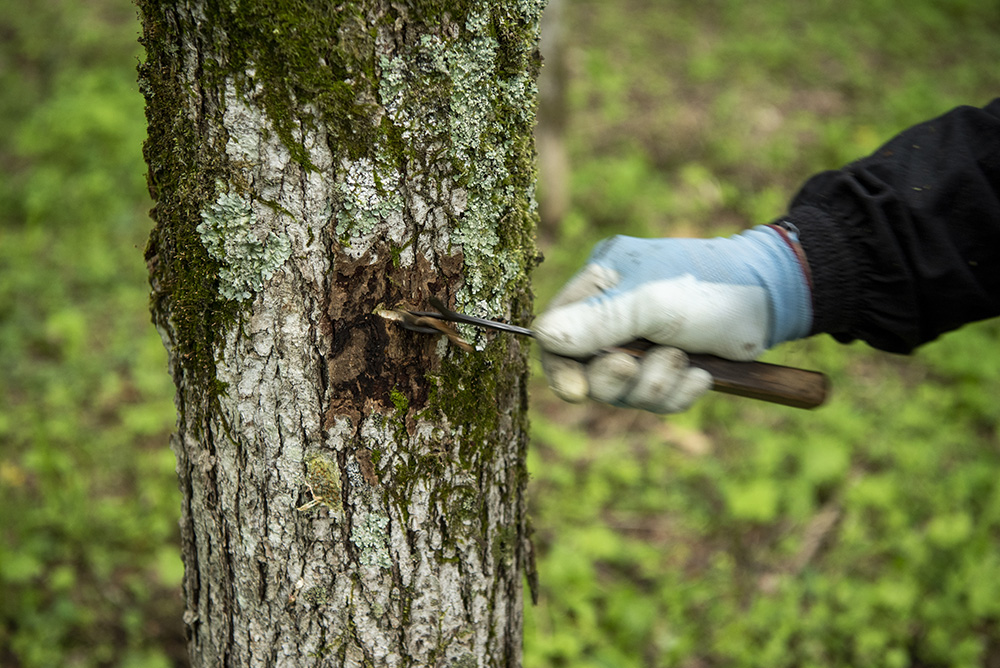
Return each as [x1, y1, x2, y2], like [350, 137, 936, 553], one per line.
[200, 0, 379, 166]
[194, 0, 489, 169]
[139, 1, 242, 399]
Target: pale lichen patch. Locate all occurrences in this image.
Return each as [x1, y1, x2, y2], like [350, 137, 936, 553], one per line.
[446, 8, 540, 318]
[335, 155, 407, 261]
[372, 5, 542, 323]
[351, 512, 392, 569]
[197, 190, 292, 301]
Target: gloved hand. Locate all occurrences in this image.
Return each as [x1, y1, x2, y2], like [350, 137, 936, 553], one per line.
[533, 224, 813, 413]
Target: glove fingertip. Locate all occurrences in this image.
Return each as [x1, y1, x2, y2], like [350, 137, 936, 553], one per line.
[533, 313, 596, 357]
[587, 352, 641, 405]
[624, 349, 713, 414]
[542, 355, 590, 403]
[535, 301, 635, 357]
[666, 367, 714, 413]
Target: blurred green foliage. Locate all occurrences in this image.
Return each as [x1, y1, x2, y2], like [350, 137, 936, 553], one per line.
[3, 0, 1000, 666]
[526, 0, 1000, 666]
[0, 1, 183, 666]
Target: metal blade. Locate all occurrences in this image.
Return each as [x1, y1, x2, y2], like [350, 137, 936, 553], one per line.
[418, 297, 535, 337]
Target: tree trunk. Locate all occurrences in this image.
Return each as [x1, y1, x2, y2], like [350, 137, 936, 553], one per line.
[138, 1, 541, 666]
[536, 0, 569, 234]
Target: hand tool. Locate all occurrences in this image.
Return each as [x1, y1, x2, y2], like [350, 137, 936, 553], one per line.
[379, 297, 829, 409]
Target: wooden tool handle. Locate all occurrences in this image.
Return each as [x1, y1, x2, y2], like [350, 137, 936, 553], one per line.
[606, 340, 830, 409]
[687, 353, 829, 409]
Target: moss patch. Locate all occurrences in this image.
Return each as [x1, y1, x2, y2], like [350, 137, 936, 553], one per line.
[299, 453, 343, 513]
[139, 1, 242, 398]
[200, 0, 379, 167]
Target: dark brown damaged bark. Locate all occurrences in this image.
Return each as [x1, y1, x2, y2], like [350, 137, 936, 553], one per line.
[323, 250, 464, 425]
[139, 0, 542, 665]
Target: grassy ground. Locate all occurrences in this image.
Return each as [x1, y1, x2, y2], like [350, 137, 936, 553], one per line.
[525, 1, 1000, 667]
[1, 0, 999, 666]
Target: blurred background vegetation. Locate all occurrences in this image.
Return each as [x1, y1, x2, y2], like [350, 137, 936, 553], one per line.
[0, 0, 183, 666]
[1, 0, 998, 666]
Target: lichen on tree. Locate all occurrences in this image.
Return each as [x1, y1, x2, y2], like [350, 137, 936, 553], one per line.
[197, 189, 292, 301]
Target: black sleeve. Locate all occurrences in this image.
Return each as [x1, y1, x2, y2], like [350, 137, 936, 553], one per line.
[783, 98, 1000, 354]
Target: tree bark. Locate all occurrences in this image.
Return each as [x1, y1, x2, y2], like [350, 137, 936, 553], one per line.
[138, 1, 541, 666]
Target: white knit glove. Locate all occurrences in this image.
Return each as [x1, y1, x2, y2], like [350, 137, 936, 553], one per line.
[533, 225, 812, 413]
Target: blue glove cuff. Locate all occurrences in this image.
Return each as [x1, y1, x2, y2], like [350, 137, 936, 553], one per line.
[743, 225, 813, 346]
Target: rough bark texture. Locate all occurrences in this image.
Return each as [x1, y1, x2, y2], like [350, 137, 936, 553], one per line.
[138, 1, 542, 666]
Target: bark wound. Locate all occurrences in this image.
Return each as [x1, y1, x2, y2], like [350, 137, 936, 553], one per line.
[323, 247, 464, 427]
[355, 447, 379, 487]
